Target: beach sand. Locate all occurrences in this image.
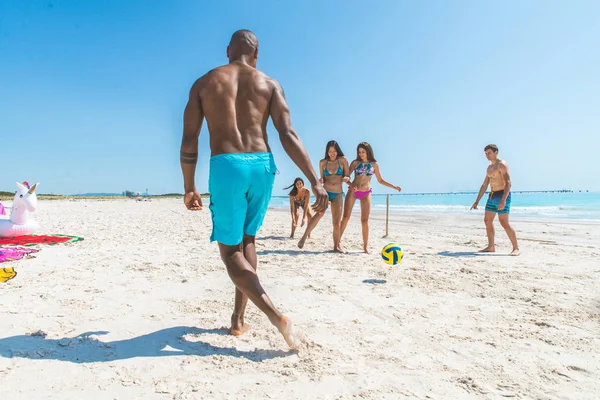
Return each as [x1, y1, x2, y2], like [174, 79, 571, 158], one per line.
[1, 198, 599, 399]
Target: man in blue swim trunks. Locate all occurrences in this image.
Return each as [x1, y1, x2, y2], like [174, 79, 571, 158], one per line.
[179, 30, 328, 349]
[471, 144, 520, 256]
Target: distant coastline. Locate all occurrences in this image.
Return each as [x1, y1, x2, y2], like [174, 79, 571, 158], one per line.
[0, 189, 591, 201]
[0, 192, 207, 201]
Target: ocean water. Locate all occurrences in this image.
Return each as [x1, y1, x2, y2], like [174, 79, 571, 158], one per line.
[269, 192, 600, 220]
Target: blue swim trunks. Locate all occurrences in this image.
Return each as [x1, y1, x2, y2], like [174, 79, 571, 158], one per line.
[485, 190, 512, 214]
[209, 152, 276, 246]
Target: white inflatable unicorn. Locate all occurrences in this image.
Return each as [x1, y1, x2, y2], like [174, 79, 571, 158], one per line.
[0, 182, 40, 237]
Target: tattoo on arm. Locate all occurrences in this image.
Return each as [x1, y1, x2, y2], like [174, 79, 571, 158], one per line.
[180, 151, 198, 165]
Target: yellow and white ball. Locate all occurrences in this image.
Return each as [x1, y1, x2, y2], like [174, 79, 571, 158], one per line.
[381, 243, 404, 265]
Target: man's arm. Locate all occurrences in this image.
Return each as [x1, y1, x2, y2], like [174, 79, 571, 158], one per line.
[180, 81, 204, 193]
[301, 189, 311, 221]
[318, 160, 325, 184]
[472, 175, 490, 207]
[269, 80, 328, 211]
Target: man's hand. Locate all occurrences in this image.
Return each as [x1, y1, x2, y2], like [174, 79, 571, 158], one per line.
[394, 185, 402, 192]
[470, 202, 478, 210]
[184, 190, 203, 210]
[498, 200, 506, 211]
[311, 184, 328, 213]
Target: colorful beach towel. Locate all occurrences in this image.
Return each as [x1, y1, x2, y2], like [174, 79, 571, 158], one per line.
[0, 246, 39, 264]
[0, 235, 84, 247]
[1, 267, 17, 283]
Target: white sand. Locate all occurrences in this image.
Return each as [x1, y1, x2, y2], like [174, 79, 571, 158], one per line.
[1, 198, 599, 399]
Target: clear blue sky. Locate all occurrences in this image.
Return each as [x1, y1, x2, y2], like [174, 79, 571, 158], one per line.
[1, 0, 598, 195]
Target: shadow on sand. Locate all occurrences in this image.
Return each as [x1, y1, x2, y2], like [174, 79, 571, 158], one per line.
[256, 235, 290, 241]
[362, 279, 387, 285]
[437, 251, 508, 258]
[257, 249, 325, 256]
[0, 326, 292, 364]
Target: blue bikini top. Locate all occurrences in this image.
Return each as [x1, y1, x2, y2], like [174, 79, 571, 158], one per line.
[324, 160, 343, 177]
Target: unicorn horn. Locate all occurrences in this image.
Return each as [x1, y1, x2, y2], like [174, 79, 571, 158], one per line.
[28, 183, 38, 194]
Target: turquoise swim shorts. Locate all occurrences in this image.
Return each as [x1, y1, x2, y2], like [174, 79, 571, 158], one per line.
[485, 190, 512, 215]
[208, 152, 276, 246]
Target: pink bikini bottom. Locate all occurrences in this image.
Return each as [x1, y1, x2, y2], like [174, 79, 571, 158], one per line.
[354, 188, 372, 200]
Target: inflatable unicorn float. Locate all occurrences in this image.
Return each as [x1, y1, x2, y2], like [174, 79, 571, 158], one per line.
[0, 182, 40, 237]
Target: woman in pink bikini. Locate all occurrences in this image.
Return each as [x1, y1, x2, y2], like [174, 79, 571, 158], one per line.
[340, 142, 401, 253]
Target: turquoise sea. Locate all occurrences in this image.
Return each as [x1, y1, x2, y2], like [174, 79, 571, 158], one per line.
[269, 192, 600, 220]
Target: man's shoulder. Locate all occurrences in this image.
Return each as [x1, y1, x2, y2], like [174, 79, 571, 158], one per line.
[253, 70, 281, 91]
[258, 74, 280, 94]
[196, 65, 229, 84]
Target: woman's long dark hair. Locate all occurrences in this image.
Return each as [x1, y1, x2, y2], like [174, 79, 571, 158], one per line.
[356, 142, 377, 162]
[323, 140, 345, 161]
[284, 177, 304, 196]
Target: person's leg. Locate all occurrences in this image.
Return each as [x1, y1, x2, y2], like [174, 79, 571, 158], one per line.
[291, 207, 301, 238]
[209, 155, 255, 336]
[218, 243, 305, 348]
[298, 207, 327, 248]
[498, 214, 519, 255]
[340, 190, 357, 240]
[230, 234, 258, 335]
[234, 152, 305, 348]
[330, 193, 344, 252]
[303, 206, 314, 238]
[360, 193, 372, 253]
[305, 206, 315, 222]
[480, 211, 497, 252]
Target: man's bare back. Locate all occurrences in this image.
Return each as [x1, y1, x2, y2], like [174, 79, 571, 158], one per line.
[193, 62, 278, 156]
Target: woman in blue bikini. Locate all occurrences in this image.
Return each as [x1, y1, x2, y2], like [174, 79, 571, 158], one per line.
[298, 140, 349, 252]
[340, 142, 401, 253]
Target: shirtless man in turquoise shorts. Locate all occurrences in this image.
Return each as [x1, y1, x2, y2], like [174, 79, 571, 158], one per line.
[470, 144, 520, 256]
[179, 30, 328, 348]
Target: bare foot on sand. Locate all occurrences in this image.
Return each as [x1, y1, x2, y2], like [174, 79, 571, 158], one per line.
[230, 315, 252, 336]
[509, 248, 520, 256]
[363, 247, 372, 254]
[298, 236, 307, 249]
[278, 316, 307, 349]
[478, 246, 495, 253]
